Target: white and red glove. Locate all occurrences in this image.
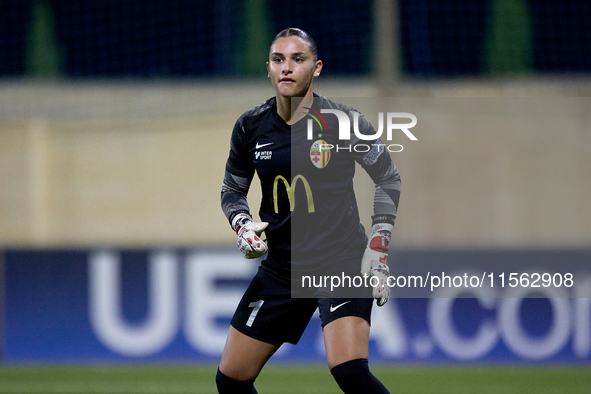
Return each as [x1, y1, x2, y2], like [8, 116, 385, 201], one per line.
[361, 222, 393, 306]
[232, 213, 268, 259]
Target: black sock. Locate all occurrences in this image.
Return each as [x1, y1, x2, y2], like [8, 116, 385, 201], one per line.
[330, 358, 390, 394]
[216, 368, 258, 394]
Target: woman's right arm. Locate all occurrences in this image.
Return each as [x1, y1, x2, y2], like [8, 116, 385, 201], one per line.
[221, 117, 268, 258]
[221, 117, 255, 231]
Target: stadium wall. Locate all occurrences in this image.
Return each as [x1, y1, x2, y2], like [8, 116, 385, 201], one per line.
[1, 79, 591, 364]
[1, 79, 590, 248]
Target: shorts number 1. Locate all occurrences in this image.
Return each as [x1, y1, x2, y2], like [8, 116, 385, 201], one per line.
[246, 299, 264, 327]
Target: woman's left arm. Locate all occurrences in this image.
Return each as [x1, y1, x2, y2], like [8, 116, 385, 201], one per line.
[354, 129, 401, 306]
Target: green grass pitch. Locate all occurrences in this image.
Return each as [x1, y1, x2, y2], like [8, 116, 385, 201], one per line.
[0, 364, 590, 393]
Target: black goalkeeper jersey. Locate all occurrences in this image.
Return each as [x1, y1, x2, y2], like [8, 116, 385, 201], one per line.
[222, 94, 400, 274]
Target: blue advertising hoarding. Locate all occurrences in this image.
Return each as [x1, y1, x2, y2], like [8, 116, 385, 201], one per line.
[2, 249, 590, 363]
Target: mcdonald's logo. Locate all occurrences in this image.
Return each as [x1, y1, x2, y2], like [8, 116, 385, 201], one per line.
[273, 175, 315, 213]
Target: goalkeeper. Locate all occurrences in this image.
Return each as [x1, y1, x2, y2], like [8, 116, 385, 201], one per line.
[218, 28, 401, 394]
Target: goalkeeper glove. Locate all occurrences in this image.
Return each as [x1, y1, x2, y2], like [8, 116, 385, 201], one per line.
[360, 222, 393, 306]
[232, 213, 268, 259]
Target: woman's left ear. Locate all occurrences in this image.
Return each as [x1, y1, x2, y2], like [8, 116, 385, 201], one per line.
[314, 60, 323, 77]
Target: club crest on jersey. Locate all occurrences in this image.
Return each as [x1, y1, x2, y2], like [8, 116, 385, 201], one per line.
[310, 140, 330, 169]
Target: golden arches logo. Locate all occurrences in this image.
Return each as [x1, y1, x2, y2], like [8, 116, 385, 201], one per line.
[273, 175, 315, 213]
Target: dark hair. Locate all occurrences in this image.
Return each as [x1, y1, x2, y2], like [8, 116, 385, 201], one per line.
[271, 28, 318, 62]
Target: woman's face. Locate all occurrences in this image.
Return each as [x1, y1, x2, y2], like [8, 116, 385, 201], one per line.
[267, 36, 322, 98]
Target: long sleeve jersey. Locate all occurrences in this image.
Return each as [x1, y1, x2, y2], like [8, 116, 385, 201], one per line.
[221, 94, 401, 273]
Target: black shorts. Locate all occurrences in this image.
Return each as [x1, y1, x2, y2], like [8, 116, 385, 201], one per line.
[230, 264, 374, 345]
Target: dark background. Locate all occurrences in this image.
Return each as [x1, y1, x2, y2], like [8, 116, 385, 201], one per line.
[1, 0, 590, 78]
